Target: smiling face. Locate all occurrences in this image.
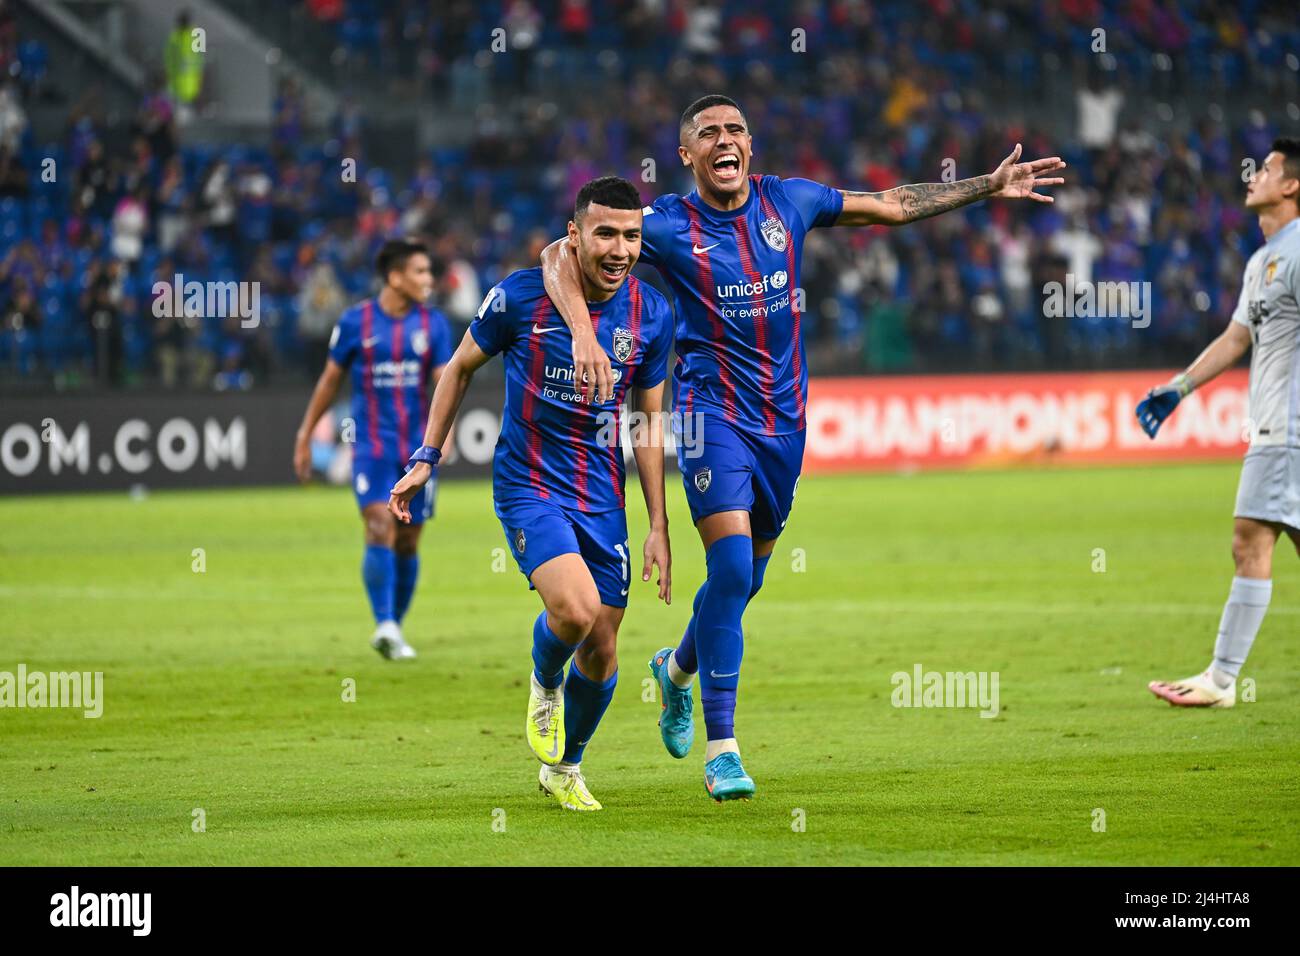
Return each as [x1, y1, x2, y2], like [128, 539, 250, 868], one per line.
[387, 252, 434, 304]
[1246, 151, 1300, 212]
[678, 104, 752, 204]
[567, 202, 642, 301]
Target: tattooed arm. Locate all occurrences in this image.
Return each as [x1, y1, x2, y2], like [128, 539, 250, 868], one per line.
[839, 176, 993, 226]
[836, 144, 1066, 227]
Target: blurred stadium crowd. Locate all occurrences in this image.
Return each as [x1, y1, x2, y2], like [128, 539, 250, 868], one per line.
[1, 0, 1297, 389]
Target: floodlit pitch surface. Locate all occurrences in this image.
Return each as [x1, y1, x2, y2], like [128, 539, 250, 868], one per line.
[2, 463, 1297, 865]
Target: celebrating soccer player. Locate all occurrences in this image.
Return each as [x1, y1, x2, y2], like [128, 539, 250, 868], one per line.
[540, 94, 1066, 801]
[1138, 138, 1300, 708]
[389, 177, 675, 811]
[293, 238, 454, 661]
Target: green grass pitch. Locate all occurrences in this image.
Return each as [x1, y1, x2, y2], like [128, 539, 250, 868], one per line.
[2, 462, 1297, 866]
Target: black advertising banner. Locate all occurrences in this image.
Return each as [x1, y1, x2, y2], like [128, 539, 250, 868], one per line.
[0, 383, 506, 494]
[0, 391, 306, 494]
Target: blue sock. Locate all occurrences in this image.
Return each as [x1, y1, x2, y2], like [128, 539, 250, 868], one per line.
[362, 544, 396, 623]
[394, 553, 419, 622]
[531, 611, 576, 690]
[674, 580, 709, 674]
[695, 534, 752, 741]
[562, 659, 617, 764]
[675, 552, 771, 675]
[750, 553, 770, 600]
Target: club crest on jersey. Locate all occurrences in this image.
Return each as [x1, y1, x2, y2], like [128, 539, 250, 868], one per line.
[514, 528, 526, 554]
[411, 329, 429, 356]
[760, 216, 787, 252]
[694, 467, 712, 493]
[1265, 258, 1279, 285]
[612, 327, 634, 363]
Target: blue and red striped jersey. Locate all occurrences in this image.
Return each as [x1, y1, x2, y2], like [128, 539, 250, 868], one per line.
[470, 268, 673, 514]
[328, 297, 454, 462]
[640, 174, 842, 435]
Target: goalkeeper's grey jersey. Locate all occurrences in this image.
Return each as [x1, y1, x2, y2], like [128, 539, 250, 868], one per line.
[1231, 217, 1300, 448]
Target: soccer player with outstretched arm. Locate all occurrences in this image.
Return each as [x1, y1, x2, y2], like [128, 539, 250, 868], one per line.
[294, 238, 453, 661]
[390, 177, 674, 810]
[1138, 138, 1300, 708]
[541, 94, 1065, 801]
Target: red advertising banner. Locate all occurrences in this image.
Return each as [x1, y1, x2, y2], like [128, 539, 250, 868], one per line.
[804, 369, 1251, 472]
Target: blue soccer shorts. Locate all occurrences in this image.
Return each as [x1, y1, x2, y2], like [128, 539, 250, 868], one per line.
[354, 454, 436, 526]
[496, 497, 631, 608]
[676, 412, 806, 540]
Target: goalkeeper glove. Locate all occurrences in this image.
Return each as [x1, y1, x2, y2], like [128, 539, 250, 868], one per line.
[1135, 373, 1193, 438]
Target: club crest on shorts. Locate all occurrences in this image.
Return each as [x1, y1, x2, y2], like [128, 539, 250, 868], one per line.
[612, 327, 634, 363]
[760, 216, 787, 252]
[694, 467, 712, 493]
[514, 528, 526, 554]
[411, 329, 429, 355]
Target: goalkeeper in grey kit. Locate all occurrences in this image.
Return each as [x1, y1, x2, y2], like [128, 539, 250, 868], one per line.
[1136, 137, 1300, 707]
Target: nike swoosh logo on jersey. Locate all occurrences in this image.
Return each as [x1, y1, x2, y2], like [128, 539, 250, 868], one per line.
[693, 243, 720, 255]
[532, 324, 562, 334]
[362, 336, 381, 348]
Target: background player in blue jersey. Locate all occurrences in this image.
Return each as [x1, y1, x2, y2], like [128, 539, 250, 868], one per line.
[389, 177, 675, 811]
[294, 238, 453, 661]
[541, 94, 1066, 801]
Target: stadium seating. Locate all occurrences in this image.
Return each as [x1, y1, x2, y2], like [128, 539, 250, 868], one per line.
[1, 0, 1297, 388]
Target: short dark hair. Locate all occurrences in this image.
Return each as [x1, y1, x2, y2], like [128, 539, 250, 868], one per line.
[679, 94, 745, 135]
[1272, 138, 1300, 188]
[374, 237, 429, 281]
[574, 176, 642, 223]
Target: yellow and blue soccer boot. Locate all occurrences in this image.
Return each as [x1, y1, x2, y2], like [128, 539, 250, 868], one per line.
[526, 673, 565, 766]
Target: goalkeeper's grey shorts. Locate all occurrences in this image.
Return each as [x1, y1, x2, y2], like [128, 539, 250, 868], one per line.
[1235, 446, 1300, 532]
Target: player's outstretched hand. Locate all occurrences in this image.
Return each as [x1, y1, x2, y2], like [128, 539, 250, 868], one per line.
[388, 463, 432, 524]
[1135, 384, 1183, 438]
[989, 143, 1066, 203]
[292, 437, 312, 483]
[572, 329, 614, 404]
[643, 526, 671, 605]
